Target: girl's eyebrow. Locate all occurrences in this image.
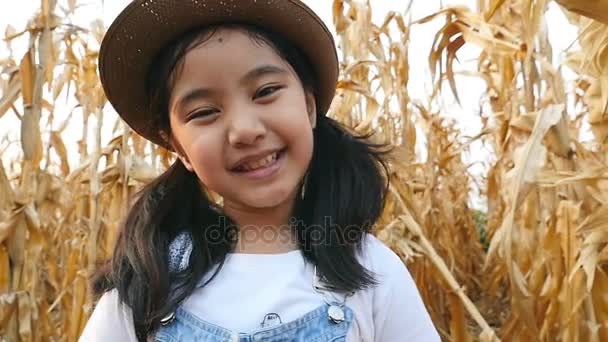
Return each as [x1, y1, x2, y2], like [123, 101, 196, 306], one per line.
[173, 65, 288, 115]
[240, 64, 288, 84]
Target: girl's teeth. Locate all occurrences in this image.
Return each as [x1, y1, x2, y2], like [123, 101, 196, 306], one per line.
[242, 152, 277, 171]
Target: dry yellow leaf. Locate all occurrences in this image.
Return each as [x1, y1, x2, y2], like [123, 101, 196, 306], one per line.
[50, 131, 70, 176]
[0, 74, 21, 120]
[19, 50, 34, 106]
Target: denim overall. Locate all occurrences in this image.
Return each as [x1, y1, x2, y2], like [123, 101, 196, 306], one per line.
[154, 266, 355, 342]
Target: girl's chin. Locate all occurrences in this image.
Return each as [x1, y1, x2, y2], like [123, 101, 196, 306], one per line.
[243, 194, 292, 208]
[232, 187, 298, 209]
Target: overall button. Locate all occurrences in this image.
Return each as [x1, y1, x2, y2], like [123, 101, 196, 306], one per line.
[160, 311, 176, 326]
[327, 305, 345, 324]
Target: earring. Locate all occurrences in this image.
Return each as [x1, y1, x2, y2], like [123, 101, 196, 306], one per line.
[300, 171, 309, 200]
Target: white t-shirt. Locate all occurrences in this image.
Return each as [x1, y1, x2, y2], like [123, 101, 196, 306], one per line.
[79, 234, 440, 341]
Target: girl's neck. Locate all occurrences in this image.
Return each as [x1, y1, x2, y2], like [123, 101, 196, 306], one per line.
[223, 194, 299, 254]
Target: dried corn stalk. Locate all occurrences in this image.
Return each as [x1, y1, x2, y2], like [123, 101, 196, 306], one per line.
[425, 0, 608, 340]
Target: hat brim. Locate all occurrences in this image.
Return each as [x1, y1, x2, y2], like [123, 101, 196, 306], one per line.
[99, 0, 339, 150]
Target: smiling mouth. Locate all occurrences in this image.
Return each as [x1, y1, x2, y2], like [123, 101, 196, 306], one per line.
[232, 149, 286, 173]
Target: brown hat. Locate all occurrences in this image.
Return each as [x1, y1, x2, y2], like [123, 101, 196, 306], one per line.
[99, 0, 338, 149]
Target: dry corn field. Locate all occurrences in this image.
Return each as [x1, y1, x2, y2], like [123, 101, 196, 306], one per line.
[1, 0, 608, 341]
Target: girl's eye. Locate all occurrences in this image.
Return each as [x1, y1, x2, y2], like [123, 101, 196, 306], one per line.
[186, 108, 218, 121]
[254, 85, 283, 99]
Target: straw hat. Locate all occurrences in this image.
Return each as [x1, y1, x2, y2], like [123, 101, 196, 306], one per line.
[98, 0, 338, 149]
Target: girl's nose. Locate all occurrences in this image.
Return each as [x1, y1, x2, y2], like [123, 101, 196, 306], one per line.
[227, 111, 266, 147]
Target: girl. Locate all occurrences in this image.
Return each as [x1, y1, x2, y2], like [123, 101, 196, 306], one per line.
[81, 0, 439, 341]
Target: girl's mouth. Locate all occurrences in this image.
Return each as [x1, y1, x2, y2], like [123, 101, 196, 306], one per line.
[231, 149, 286, 179]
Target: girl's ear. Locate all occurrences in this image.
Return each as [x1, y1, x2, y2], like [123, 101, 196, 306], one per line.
[167, 135, 194, 172]
[305, 92, 317, 129]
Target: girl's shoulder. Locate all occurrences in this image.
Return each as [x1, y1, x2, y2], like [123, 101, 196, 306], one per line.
[355, 234, 441, 341]
[357, 233, 410, 280]
[357, 232, 423, 301]
[79, 289, 138, 342]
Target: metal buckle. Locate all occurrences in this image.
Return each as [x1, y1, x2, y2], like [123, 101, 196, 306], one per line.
[160, 311, 176, 326]
[312, 266, 353, 325]
[327, 304, 346, 324]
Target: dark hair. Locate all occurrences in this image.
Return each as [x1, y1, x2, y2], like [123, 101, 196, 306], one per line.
[93, 24, 390, 341]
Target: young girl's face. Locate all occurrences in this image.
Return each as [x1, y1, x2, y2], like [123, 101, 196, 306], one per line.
[167, 28, 316, 212]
